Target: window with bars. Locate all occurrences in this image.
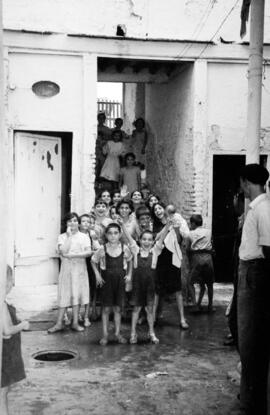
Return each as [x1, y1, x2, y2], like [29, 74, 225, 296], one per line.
[97, 100, 123, 128]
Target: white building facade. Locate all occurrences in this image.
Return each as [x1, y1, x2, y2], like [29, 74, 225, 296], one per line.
[3, 0, 270, 285]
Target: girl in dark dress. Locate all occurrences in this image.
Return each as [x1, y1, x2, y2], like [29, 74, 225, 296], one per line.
[1, 266, 29, 415]
[152, 203, 189, 329]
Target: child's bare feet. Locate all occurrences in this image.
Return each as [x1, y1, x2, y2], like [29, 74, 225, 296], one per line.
[116, 334, 127, 344]
[100, 337, 108, 346]
[63, 313, 71, 325]
[48, 324, 64, 334]
[71, 324, 84, 332]
[180, 320, 189, 330]
[84, 318, 91, 327]
[130, 333, 138, 344]
[149, 333, 159, 344]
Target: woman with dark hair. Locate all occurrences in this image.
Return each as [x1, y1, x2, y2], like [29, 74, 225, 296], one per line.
[111, 189, 122, 206]
[146, 194, 160, 211]
[130, 190, 144, 212]
[98, 189, 112, 207]
[151, 203, 189, 329]
[116, 199, 137, 244]
[48, 212, 92, 333]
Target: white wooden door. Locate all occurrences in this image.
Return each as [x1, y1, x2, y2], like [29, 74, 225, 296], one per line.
[14, 132, 61, 286]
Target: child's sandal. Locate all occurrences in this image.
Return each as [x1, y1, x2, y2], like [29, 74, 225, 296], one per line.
[99, 337, 108, 346]
[116, 334, 127, 344]
[130, 334, 138, 344]
[149, 333, 159, 344]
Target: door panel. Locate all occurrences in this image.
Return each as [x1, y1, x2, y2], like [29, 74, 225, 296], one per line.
[14, 132, 61, 285]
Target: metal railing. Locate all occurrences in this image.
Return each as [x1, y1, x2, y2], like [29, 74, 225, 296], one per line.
[98, 100, 123, 128]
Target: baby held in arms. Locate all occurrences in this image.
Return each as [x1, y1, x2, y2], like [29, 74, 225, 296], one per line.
[165, 204, 189, 237]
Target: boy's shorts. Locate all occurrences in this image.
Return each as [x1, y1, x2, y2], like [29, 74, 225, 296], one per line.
[190, 252, 214, 285]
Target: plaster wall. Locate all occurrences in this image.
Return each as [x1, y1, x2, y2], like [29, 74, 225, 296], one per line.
[207, 62, 270, 152]
[3, 0, 270, 43]
[123, 83, 145, 134]
[145, 64, 194, 218]
[7, 52, 97, 214]
[123, 83, 136, 135]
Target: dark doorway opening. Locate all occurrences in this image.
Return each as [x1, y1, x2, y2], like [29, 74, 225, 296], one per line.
[212, 154, 268, 282]
[212, 155, 245, 283]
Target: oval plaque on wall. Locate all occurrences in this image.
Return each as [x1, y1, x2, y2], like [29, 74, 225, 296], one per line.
[32, 81, 60, 98]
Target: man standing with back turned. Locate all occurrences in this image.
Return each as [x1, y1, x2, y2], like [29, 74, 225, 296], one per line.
[238, 163, 270, 415]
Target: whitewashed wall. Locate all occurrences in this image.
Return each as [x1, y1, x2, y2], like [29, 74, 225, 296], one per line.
[145, 64, 194, 217]
[207, 62, 270, 152]
[3, 0, 270, 43]
[8, 52, 97, 214]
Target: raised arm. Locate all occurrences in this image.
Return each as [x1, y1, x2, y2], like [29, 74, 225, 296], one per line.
[157, 221, 172, 245]
[118, 218, 136, 246]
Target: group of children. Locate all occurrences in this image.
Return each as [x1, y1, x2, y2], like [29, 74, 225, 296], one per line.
[96, 112, 148, 195]
[1, 192, 215, 415]
[47, 188, 215, 346]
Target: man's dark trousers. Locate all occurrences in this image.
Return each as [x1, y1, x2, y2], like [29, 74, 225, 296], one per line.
[237, 259, 270, 415]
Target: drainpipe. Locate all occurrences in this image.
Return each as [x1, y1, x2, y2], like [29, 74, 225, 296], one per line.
[246, 0, 265, 164]
[0, 0, 7, 386]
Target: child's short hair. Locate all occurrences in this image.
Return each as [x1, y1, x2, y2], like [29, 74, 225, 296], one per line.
[133, 117, 145, 128]
[105, 223, 121, 234]
[190, 214, 203, 227]
[124, 152, 136, 162]
[94, 199, 108, 207]
[114, 117, 123, 125]
[98, 189, 111, 198]
[63, 212, 79, 225]
[112, 189, 121, 197]
[140, 230, 154, 240]
[116, 199, 134, 214]
[111, 129, 123, 140]
[109, 205, 117, 217]
[131, 190, 143, 199]
[240, 163, 269, 186]
[136, 206, 151, 220]
[79, 213, 90, 223]
[166, 204, 176, 215]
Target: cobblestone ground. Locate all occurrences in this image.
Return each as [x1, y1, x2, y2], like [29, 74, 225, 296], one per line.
[7, 284, 241, 415]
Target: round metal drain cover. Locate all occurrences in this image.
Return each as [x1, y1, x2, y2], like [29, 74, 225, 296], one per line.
[33, 350, 77, 362]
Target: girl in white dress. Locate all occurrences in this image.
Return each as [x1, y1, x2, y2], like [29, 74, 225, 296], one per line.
[48, 212, 92, 333]
[100, 130, 126, 189]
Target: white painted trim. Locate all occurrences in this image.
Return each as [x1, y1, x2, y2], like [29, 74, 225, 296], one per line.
[3, 31, 270, 62]
[82, 53, 97, 213]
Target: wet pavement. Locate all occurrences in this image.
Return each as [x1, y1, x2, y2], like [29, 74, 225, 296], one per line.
[8, 284, 241, 415]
